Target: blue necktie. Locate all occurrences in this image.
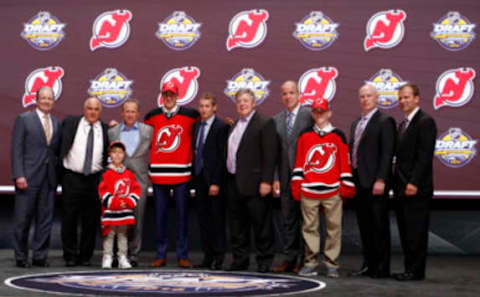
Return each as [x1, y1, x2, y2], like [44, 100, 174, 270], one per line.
[194, 121, 206, 176]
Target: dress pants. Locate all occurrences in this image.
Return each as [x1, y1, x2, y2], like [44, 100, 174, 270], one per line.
[153, 183, 189, 260]
[128, 180, 148, 261]
[226, 174, 274, 267]
[61, 169, 101, 262]
[280, 189, 304, 266]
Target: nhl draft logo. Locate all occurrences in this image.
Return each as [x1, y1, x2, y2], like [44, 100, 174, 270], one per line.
[224, 68, 270, 105]
[365, 69, 406, 109]
[90, 9, 132, 51]
[298, 67, 338, 105]
[364, 9, 406, 51]
[156, 11, 201, 50]
[293, 11, 339, 51]
[431, 11, 476, 51]
[226, 9, 269, 51]
[157, 66, 201, 107]
[88, 68, 133, 107]
[21, 11, 66, 50]
[435, 128, 477, 168]
[114, 178, 131, 197]
[305, 143, 337, 174]
[433, 67, 476, 109]
[22, 66, 64, 108]
[155, 125, 183, 153]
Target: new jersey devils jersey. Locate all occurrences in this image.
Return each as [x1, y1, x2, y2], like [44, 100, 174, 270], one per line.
[144, 106, 199, 185]
[292, 127, 355, 200]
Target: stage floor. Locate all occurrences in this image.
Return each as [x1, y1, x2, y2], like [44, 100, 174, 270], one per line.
[0, 250, 478, 297]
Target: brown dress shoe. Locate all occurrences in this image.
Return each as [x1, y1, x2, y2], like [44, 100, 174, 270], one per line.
[178, 259, 191, 268]
[151, 258, 166, 267]
[292, 265, 303, 274]
[272, 261, 290, 273]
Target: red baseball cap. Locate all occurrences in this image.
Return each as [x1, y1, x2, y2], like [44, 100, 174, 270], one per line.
[162, 81, 178, 95]
[311, 98, 329, 111]
[109, 141, 126, 151]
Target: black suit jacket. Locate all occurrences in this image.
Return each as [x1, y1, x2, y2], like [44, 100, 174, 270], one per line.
[350, 110, 396, 189]
[228, 111, 278, 196]
[60, 115, 109, 171]
[394, 109, 437, 197]
[193, 116, 229, 186]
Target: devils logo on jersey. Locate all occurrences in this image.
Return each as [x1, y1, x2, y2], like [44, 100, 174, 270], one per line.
[226, 9, 269, 51]
[90, 9, 132, 51]
[224, 68, 270, 105]
[298, 67, 338, 105]
[88, 68, 133, 108]
[156, 11, 202, 50]
[292, 11, 339, 51]
[364, 9, 406, 51]
[114, 178, 131, 197]
[435, 128, 477, 168]
[22, 66, 64, 108]
[155, 125, 184, 153]
[157, 66, 201, 107]
[365, 69, 406, 109]
[433, 67, 476, 109]
[304, 143, 337, 174]
[21, 11, 66, 51]
[431, 11, 476, 51]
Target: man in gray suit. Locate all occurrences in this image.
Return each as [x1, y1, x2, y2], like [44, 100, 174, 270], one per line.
[11, 86, 61, 268]
[272, 81, 313, 273]
[108, 99, 153, 266]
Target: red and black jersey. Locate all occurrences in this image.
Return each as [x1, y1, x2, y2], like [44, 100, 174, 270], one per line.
[291, 126, 355, 200]
[144, 106, 199, 185]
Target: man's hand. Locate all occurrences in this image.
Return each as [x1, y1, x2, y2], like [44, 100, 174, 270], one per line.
[405, 183, 418, 196]
[108, 120, 119, 128]
[272, 181, 280, 198]
[259, 182, 272, 197]
[209, 185, 220, 196]
[372, 179, 385, 196]
[224, 117, 234, 126]
[15, 177, 28, 190]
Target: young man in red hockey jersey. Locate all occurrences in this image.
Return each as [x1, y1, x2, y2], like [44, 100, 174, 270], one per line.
[292, 98, 356, 278]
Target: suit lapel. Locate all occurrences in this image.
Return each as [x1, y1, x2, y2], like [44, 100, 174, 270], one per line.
[237, 112, 257, 153]
[359, 110, 380, 145]
[32, 111, 48, 145]
[278, 110, 287, 140]
[204, 117, 217, 146]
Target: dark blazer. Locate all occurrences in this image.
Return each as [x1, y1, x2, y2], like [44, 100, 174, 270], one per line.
[60, 115, 109, 169]
[229, 111, 278, 196]
[193, 116, 229, 186]
[11, 111, 61, 188]
[350, 110, 396, 189]
[394, 109, 437, 197]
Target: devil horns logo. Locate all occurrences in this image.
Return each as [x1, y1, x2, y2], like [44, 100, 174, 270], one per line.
[157, 66, 201, 107]
[226, 9, 269, 51]
[90, 9, 132, 51]
[364, 9, 406, 51]
[22, 66, 64, 108]
[298, 67, 338, 105]
[433, 67, 476, 109]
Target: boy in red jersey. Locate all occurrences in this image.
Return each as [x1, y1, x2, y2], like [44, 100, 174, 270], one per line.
[292, 98, 355, 278]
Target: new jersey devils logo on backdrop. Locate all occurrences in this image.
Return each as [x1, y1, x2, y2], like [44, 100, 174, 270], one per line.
[226, 9, 269, 51]
[157, 66, 201, 107]
[155, 125, 183, 153]
[298, 67, 338, 105]
[22, 66, 64, 108]
[90, 9, 132, 51]
[114, 178, 131, 197]
[364, 9, 406, 51]
[304, 143, 337, 174]
[433, 67, 476, 109]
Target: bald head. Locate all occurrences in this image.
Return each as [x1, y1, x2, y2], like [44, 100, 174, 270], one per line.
[358, 84, 378, 115]
[281, 80, 300, 112]
[84, 97, 102, 124]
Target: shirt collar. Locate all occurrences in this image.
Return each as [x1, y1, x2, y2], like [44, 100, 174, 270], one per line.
[406, 107, 420, 122]
[314, 122, 334, 134]
[288, 103, 300, 116]
[107, 163, 125, 173]
[362, 108, 378, 121]
[36, 108, 50, 119]
[81, 116, 100, 128]
[241, 110, 256, 122]
[162, 105, 179, 115]
[121, 121, 139, 131]
[202, 115, 215, 126]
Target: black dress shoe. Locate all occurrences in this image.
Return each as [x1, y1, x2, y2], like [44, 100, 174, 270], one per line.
[130, 260, 138, 267]
[65, 260, 77, 267]
[227, 263, 248, 271]
[348, 266, 371, 277]
[212, 261, 223, 270]
[32, 259, 50, 267]
[194, 262, 212, 269]
[77, 259, 91, 266]
[16, 260, 31, 268]
[257, 264, 270, 273]
[370, 272, 390, 279]
[393, 272, 424, 281]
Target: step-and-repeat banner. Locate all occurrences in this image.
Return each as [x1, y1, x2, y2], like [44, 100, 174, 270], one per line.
[1, 0, 479, 197]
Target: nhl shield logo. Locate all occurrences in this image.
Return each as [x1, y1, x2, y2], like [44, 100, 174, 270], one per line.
[431, 11, 476, 51]
[298, 67, 338, 105]
[156, 11, 202, 50]
[90, 9, 132, 51]
[22, 66, 64, 108]
[224, 68, 270, 105]
[292, 11, 340, 51]
[226, 9, 269, 51]
[364, 9, 406, 51]
[155, 125, 183, 153]
[304, 143, 337, 174]
[157, 66, 201, 107]
[21, 11, 66, 51]
[433, 67, 476, 109]
[88, 68, 133, 107]
[435, 128, 477, 168]
[365, 69, 406, 109]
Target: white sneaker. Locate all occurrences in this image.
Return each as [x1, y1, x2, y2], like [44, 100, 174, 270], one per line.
[102, 255, 112, 269]
[118, 255, 132, 269]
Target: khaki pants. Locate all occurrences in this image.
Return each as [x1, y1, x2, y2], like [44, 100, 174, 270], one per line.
[301, 193, 342, 269]
[103, 225, 128, 257]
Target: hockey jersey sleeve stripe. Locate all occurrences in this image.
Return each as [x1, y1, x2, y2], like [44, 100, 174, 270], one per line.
[102, 193, 112, 208]
[341, 180, 355, 187]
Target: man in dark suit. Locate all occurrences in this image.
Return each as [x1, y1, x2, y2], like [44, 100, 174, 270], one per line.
[349, 84, 396, 278]
[393, 83, 437, 281]
[271, 81, 313, 273]
[11, 86, 61, 268]
[226, 88, 278, 273]
[60, 97, 109, 267]
[192, 93, 229, 270]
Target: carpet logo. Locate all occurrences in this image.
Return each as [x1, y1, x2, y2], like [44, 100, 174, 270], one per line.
[365, 69, 406, 109]
[298, 67, 338, 105]
[433, 67, 475, 110]
[435, 128, 477, 168]
[293, 11, 339, 51]
[157, 66, 201, 107]
[431, 11, 476, 51]
[364, 9, 406, 51]
[224, 68, 270, 105]
[226, 9, 269, 51]
[22, 66, 64, 108]
[21, 11, 66, 50]
[156, 11, 202, 50]
[88, 68, 133, 107]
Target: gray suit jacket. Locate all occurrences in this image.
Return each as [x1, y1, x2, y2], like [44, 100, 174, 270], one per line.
[108, 122, 153, 188]
[11, 110, 61, 188]
[273, 105, 313, 194]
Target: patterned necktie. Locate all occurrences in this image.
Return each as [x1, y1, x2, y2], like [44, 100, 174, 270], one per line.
[83, 124, 94, 175]
[194, 121, 206, 176]
[43, 114, 51, 145]
[352, 116, 368, 168]
[287, 112, 294, 137]
[398, 118, 408, 136]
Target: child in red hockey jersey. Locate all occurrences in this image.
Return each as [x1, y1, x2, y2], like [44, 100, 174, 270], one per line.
[292, 98, 356, 278]
[98, 141, 141, 269]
